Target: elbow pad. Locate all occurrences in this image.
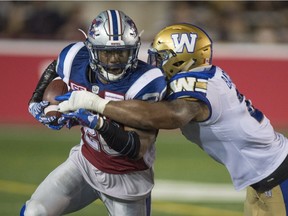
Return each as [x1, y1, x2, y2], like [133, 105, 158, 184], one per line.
[29, 60, 58, 104]
[98, 121, 140, 159]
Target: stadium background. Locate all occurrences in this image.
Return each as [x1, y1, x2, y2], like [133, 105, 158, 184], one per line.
[0, 1, 288, 215]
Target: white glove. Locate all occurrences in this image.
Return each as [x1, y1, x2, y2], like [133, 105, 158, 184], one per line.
[57, 91, 110, 114]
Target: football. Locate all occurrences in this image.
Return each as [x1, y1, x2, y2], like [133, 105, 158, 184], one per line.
[43, 78, 68, 119]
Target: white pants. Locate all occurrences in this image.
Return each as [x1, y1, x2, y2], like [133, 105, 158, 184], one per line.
[23, 157, 151, 216]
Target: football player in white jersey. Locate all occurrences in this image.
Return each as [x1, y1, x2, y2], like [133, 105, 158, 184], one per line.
[21, 10, 166, 216]
[59, 23, 288, 216]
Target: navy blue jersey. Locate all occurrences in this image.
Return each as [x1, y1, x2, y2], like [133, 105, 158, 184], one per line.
[56, 42, 167, 173]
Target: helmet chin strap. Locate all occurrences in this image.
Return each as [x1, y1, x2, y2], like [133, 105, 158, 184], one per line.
[97, 58, 133, 82]
[97, 64, 126, 82]
[104, 70, 125, 82]
[183, 58, 195, 71]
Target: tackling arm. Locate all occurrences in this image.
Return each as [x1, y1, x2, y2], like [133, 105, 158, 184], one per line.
[57, 90, 209, 130]
[103, 99, 207, 130]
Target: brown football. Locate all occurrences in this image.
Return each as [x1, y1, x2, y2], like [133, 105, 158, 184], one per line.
[43, 78, 68, 119]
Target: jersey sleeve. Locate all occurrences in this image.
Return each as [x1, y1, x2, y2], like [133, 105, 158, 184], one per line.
[126, 67, 167, 102]
[56, 43, 76, 78]
[56, 42, 86, 85]
[166, 70, 215, 108]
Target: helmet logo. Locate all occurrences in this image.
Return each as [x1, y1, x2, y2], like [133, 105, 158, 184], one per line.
[126, 19, 138, 38]
[89, 18, 102, 39]
[92, 18, 103, 27]
[171, 33, 198, 53]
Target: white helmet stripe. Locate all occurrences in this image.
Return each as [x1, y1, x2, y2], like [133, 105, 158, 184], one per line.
[107, 10, 122, 41]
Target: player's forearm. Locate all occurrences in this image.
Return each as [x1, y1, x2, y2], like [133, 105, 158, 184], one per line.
[98, 120, 143, 159]
[58, 92, 196, 129]
[29, 60, 58, 104]
[124, 126, 157, 159]
[103, 99, 192, 130]
[103, 100, 149, 129]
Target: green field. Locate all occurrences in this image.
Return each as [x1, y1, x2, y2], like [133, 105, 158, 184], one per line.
[0, 124, 244, 216]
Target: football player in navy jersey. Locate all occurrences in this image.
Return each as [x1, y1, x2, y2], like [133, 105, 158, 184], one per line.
[22, 10, 166, 216]
[59, 23, 288, 216]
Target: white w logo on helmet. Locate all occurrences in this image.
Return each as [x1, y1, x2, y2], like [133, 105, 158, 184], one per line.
[171, 33, 198, 53]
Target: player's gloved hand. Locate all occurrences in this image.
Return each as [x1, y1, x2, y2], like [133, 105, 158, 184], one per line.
[58, 108, 103, 129]
[55, 91, 110, 114]
[54, 91, 71, 101]
[57, 116, 80, 129]
[28, 101, 65, 130]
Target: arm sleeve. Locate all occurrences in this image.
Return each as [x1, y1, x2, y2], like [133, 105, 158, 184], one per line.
[98, 120, 140, 159]
[28, 60, 58, 104]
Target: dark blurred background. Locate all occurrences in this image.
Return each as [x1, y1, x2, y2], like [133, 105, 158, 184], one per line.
[0, 1, 287, 43]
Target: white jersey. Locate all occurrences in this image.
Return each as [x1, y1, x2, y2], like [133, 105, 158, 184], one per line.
[167, 65, 288, 190]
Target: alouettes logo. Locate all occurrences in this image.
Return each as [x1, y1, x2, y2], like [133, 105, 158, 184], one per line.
[89, 18, 102, 39]
[127, 19, 138, 38]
